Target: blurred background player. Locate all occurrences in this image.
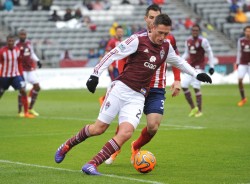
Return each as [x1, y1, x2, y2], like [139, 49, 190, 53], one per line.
[0, 34, 35, 118]
[181, 24, 214, 117]
[99, 25, 126, 105]
[236, 25, 250, 107]
[15, 29, 42, 117]
[105, 4, 182, 164]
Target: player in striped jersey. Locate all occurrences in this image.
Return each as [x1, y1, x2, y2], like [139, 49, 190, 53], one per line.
[105, 4, 181, 164]
[0, 34, 35, 118]
[236, 25, 250, 107]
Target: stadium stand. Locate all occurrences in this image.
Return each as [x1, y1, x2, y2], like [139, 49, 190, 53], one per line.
[0, 0, 237, 67]
[182, 0, 249, 42]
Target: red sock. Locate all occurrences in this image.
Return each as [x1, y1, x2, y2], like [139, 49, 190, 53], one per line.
[21, 95, 28, 114]
[133, 127, 154, 150]
[88, 138, 120, 166]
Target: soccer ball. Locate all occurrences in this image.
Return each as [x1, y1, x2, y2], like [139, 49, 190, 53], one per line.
[133, 150, 156, 173]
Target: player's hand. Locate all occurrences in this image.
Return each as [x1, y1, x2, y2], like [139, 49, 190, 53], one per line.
[86, 75, 99, 93]
[37, 61, 42, 68]
[208, 68, 214, 75]
[196, 73, 212, 84]
[170, 81, 181, 97]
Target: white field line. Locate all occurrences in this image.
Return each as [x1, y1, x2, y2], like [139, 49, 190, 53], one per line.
[38, 116, 206, 130]
[0, 115, 205, 138]
[0, 160, 165, 184]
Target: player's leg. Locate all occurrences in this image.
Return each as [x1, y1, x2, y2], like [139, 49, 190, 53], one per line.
[131, 89, 165, 163]
[192, 78, 202, 117]
[0, 77, 8, 98]
[82, 82, 144, 174]
[104, 125, 121, 164]
[13, 76, 35, 118]
[26, 71, 40, 115]
[0, 88, 4, 98]
[181, 74, 197, 116]
[55, 119, 110, 164]
[237, 65, 247, 106]
[194, 88, 202, 117]
[55, 82, 120, 164]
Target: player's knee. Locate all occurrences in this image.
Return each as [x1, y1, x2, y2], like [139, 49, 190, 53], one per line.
[117, 129, 133, 141]
[147, 122, 159, 135]
[89, 123, 108, 135]
[34, 84, 40, 91]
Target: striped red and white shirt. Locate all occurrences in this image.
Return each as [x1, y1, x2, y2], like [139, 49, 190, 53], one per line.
[0, 46, 22, 77]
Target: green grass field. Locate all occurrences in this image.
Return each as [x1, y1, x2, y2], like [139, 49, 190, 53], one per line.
[0, 85, 249, 184]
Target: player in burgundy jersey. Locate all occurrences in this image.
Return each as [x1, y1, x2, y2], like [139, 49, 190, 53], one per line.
[236, 25, 250, 106]
[99, 25, 125, 105]
[0, 34, 35, 118]
[54, 14, 212, 175]
[181, 24, 214, 117]
[105, 4, 182, 164]
[15, 29, 42, 117]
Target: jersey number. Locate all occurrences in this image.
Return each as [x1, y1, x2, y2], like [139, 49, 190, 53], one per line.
[136, 109, 142, 119]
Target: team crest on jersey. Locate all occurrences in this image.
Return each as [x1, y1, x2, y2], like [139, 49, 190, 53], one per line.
[160, 48, 165, 59]
[118, 43, 126, 52]
[195, 41, 200, 48]
[149, 56, 156, 62]
[105, 101, 111, 110]
[140, 88, 147, 95]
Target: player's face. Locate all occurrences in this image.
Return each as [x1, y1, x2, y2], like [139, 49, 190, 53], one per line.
[19, 32, 27, 42]
[144, 10, 161, 31]
[191, 27, 200, 38]
[151, 24, 171, 45]
[245, 28, 250, 39]
[116, 28, 124, 40]
[7, 37, 15, 49]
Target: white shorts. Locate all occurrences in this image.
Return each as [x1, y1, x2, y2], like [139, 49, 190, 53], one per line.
[23, 71, 39, 85]
[181, 69, 204, 89]
[97, 80, 145, 129]
[238, 64, 250, 79]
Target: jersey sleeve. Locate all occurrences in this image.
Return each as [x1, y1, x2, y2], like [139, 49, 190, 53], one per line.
[166, 44, 198, 77]
[93, 34, 139, 77]
[236, 38, 241, 65]
[29, 43, 39, 62]
[202, 38, 214, 68]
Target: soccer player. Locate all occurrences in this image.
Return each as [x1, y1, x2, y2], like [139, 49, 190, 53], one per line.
[181, 24, 214, 117]
[105, 3, 182, 164]
[0, 34, 35, 118]
[55, 14, 212, 175]
[15, 29, 42, 117]
[236, 25, 250, 107]
[99, 25, 126, 105]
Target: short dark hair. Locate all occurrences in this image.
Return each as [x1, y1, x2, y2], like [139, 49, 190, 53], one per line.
[244, 25, 250, 31]
[7, 34, 15, 40]
[192, 24, 201, 31]
[145, 4, 161, 16]
[153, 14, 172, 27]
[115, 25, 123, 31]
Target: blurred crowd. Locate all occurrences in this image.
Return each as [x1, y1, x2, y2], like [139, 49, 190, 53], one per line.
[226, 0, 250, 23]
